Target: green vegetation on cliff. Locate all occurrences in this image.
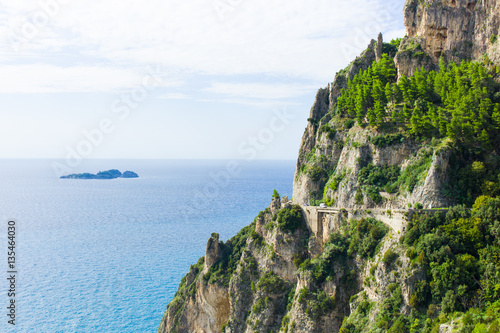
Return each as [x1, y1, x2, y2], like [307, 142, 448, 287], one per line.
[306, 48, 500, 207]
[299, 217, 389, 285]
[336, 56, 500, 153]
[203, 222, 259, 286]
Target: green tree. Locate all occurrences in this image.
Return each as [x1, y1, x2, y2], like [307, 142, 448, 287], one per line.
[385, 83, 394, 104]
[367, 108, 377, 127]
[374, 101, 385, 125]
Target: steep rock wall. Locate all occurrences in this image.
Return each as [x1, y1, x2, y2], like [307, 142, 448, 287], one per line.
[396, 0, 500, 77]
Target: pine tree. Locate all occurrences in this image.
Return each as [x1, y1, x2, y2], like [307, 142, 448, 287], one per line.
[480, 129, 491, 151]
[408, 77, 419, 104]
[391, 108, 400, 122]
[410, 106, 424, 136]
[393, 84, 403, 103]
[332, 55, 500, 148]
[367, 108, 377, 127]
[355, 86, 365, 124]
[374, 101, 385, 125]
[427, 103, 439, 132]
[492, 104, 500, 129]
[385, 83, 394, 104]
[372, 79, 386, 106]
[403, 104, 412, 122]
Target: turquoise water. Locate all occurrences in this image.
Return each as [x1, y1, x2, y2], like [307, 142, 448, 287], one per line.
[0, 159, 295, 332]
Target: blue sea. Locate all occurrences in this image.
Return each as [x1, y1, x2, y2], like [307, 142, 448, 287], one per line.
[0, 159, 295, 332]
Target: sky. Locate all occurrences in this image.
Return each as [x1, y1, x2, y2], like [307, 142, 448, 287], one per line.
[0, 0, 406, 162]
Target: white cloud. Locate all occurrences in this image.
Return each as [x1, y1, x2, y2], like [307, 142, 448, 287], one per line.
[204, 82, 320, 100]
[197, 98, 301, 109]
[0, 64, 183, 93]
[0, 0, 405, 89]
[0, 0, 407, 160]
[158, 93, 190, 100]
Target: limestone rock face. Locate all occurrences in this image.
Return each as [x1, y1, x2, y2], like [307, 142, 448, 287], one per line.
[409, 150, 451, 209]
[158, 275, 230, 333]
[294, 123, 452, 210]
[204, 234, 220, 273]
[294, 37, 384, 206]
[394, 37, 436, 78]
[291, 0, 500, 209]
[159, 202, 311, 333]
[375, 32, 384, 62]
[401, 0, 500, 64]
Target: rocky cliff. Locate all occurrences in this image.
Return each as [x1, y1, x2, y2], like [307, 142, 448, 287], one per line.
[158, 1, 500, 332]
[159, 198, 419, 333]
[395, 0, 500, 77]
[293, 0, 500, 208]
[292, 34, 453, 209]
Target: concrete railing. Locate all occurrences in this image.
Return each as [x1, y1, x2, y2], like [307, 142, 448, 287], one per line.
[300, 205, 451, 245]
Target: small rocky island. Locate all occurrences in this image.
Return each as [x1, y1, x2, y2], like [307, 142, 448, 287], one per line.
[60, 169, 139, 179]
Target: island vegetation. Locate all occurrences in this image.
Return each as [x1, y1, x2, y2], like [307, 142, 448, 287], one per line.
[60, 169, 139, 179]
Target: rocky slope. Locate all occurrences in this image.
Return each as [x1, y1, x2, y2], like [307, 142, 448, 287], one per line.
[159, 197, 417, 333]
[158, 1, 500, 332]
[293, 34, 452, 209]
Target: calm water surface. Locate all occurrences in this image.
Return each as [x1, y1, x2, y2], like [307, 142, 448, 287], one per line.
[0, 159, 295, 332]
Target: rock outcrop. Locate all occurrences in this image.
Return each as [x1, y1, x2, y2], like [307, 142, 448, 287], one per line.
[159, 199, 313, 333]
[294, 36, 386, 206]
[159, 198, 419, 333]
[396, 0, 500, 77]
[159, 234, 231, 333]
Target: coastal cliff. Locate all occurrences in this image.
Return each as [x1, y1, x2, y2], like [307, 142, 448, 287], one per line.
[159, 1, 500, 332]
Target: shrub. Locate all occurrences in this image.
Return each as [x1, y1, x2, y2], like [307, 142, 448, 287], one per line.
[275, 205, 305, 233]
[293, 252, 304, 268]
[257, 271, 289, 294]
[414, 202, 423, 209]
[297, 287, 309, 303]
[398, 150, 433, 193]
[345, 119, 355, 129]
[308, 165, 327, 182]
[272, 189, 280, 199]
[367, 186, 383, 204]
[441, 290, 456, 314]
[250, 230, 264, 247]
[390, 38, 402, 49]
[310, 198, 323, 206]
[355, 189, 364, 204]
[252, 298, 266, 313]
[358, 163, 400, 199]
[382, 248, 398, 265]
[320, 124, 337, 139]
[370, 133, 404, 147]
[348, 218, 389, 258]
